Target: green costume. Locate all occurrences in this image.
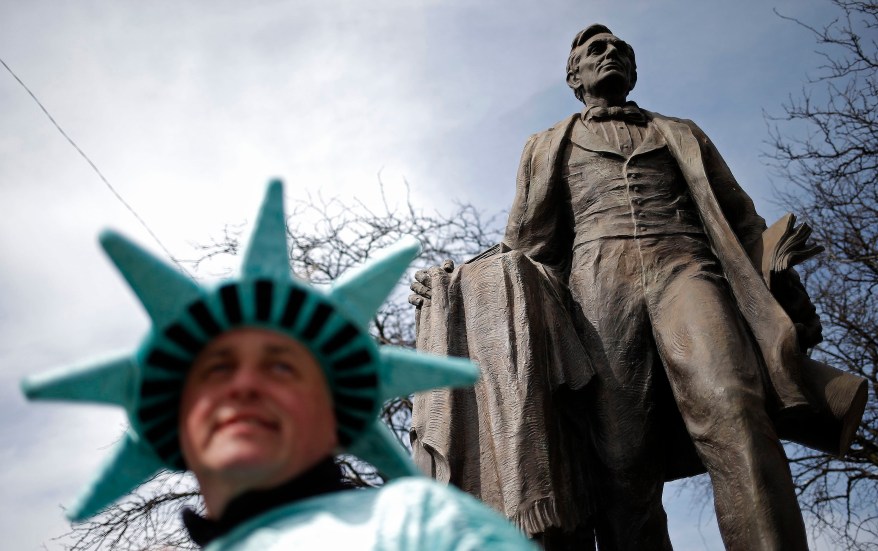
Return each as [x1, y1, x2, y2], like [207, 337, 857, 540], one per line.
[201, 477, 535, 551]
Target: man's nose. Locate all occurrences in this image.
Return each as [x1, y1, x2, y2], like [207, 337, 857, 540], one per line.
[603, 43, 621, 58]
[226, 365, 263, 398]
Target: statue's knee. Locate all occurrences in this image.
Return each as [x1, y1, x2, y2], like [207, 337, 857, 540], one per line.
[686, 384, 774, 444]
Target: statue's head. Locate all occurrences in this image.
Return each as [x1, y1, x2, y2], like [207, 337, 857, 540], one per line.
[566, 24, 638, 104]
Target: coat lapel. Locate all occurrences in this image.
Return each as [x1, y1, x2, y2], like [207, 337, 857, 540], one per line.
[630, 122, 666, 157]
[568, 118, 624, 156]
[570, 116, 667, 159]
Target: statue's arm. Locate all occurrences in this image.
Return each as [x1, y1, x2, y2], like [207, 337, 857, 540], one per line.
[687, 120, 823, 348]
[685, 120, 767, 259]
[503, 133, 540, 252]
[502, 131, 573, 278]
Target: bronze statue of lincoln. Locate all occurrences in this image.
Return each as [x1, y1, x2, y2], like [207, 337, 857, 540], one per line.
[506, 23, 812, 549]
[411, 23, 866, 551]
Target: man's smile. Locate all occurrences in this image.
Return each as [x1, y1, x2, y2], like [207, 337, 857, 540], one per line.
[214, 411, 280, 434]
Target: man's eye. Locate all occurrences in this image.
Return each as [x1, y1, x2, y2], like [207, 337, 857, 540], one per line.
[270, 362, 297, 376]
[203, 363, 232, 377]
[588, 43, 605, 55]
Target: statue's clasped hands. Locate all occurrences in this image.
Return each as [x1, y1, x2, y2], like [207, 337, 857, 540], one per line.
[408, 259, 455, 308]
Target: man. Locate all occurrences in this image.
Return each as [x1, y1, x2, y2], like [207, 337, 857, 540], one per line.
[412, 24, 837, 550]
[22, 181, 537, 550]
[175, 326, 536, 549]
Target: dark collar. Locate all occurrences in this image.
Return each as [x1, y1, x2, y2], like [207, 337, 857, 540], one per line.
[182, 457, 351, 547]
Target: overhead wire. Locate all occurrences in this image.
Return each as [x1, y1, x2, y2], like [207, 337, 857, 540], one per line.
[0, 55, 186, 273]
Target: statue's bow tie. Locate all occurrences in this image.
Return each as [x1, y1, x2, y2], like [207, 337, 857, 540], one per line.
[587, 105, 647, 124]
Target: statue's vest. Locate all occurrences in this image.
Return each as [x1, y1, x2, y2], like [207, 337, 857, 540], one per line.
[561, 120, 706, 248]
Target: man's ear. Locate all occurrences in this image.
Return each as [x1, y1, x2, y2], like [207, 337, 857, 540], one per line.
[566, 69, 581, 92]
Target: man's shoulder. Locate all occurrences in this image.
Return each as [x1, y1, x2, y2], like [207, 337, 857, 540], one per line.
[516, 114, 580, 165]
[378, 476, 483, 505]
[376, 478, 537, 549]
[527, 113, 580, 143]
[643, 109, 686, 123]
[643, 109, 706, 135]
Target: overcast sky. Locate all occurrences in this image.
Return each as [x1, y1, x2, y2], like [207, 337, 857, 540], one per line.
[0, 1, 852, 549]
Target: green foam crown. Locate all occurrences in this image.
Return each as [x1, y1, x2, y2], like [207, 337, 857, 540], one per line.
[21, 180, 478, 521]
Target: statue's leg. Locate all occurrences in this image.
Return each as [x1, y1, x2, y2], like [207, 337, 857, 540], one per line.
[569, 239, 673, 551]
[645, 237, 809, 551]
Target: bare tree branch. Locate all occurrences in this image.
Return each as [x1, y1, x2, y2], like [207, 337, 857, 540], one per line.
[767, 1, 878, 548]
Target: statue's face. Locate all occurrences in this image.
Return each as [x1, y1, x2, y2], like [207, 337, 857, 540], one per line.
[568, 32, 634, 100]
[179, 328, 338, 491]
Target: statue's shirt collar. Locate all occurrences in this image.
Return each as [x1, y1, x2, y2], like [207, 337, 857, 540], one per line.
[582, 101, 646, 124]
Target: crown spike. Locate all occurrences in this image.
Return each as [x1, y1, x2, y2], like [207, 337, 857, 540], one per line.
[100, 230, 201, 329]
[241, 180, 291, 280]
[346, 420, 421, 480]
[66, 431, 166, 521]
[377, 347, 479, 401]
[329, 236, 421, 328]
[21, 354, 138, 409]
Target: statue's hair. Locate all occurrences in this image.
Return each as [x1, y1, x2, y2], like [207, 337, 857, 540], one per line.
[566, 24, 638, 103]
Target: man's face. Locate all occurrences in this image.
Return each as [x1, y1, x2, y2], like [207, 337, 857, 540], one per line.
[568, 32, 634, 100]
[179, 328, 338, 491]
